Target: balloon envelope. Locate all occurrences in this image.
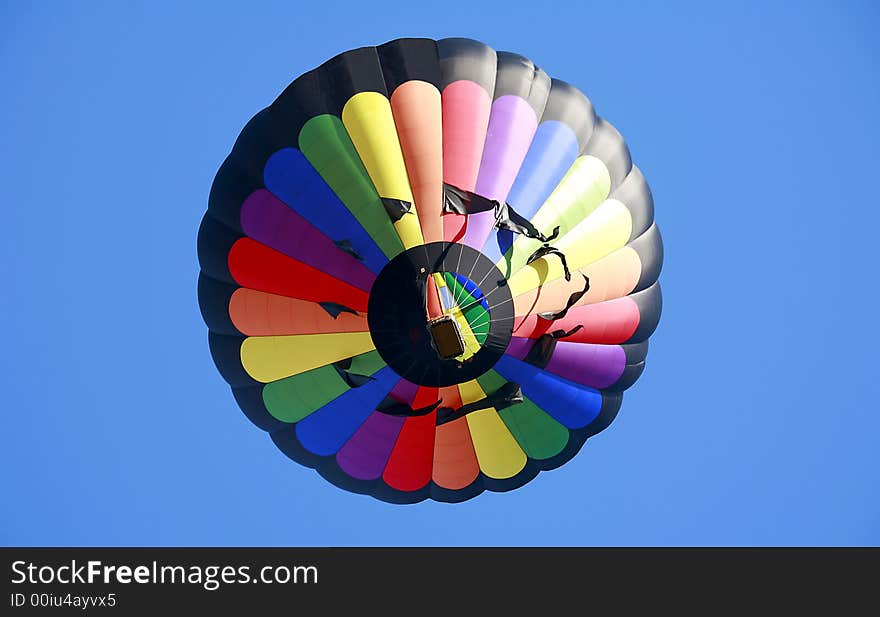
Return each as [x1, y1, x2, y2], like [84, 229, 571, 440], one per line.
[198, 37, 662, 503]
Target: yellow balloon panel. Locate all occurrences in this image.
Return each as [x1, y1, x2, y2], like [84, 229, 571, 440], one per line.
[506, 155, 611, 273]
[240, 332, 376, 383]
[459, 380, 527, 480]
[342, 92, 424, 249]
[507, 198, 633, 296]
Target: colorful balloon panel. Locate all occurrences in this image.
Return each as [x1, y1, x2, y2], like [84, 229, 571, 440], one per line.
[198, 37, 662, 503]
[262, 148, 390, 274]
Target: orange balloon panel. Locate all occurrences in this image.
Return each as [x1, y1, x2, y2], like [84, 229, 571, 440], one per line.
[512, 246, 642, 317]
[229, 288, 369, 336]
[391, 81, 444, 245]
[432, 417, 480, 490]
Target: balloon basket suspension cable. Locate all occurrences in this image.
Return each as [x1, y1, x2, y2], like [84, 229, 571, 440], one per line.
[422, 266, 466, 360]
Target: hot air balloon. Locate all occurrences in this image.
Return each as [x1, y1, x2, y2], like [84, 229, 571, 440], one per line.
[198, 38, 662, 503]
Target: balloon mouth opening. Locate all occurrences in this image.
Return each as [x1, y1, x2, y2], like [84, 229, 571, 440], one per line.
[367, 242, 515, 388]
[428, 315, 466, 359]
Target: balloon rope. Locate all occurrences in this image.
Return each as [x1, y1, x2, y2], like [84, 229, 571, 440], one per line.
[456, 284, 509, 313]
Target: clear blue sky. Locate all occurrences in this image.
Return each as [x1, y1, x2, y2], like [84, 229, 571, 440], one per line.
[2, 1, 878, 546]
